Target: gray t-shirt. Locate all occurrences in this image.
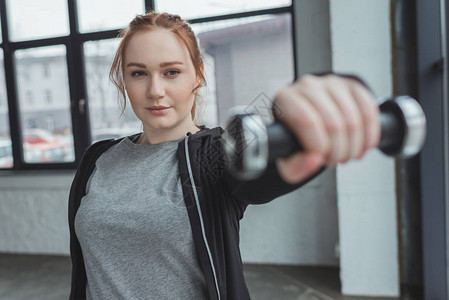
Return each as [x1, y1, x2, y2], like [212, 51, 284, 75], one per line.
[75, 135, 209, 299]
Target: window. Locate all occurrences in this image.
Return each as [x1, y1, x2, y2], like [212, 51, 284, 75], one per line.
[190, 13, 294, 127]
[25, 91, 33, 105]
[43, 63, 50, 78]
[77, 0, 144, 33]
[156, 0, 291, 20]
[45, 89, 53, 104]
[15, 46, 74, 164]
[84, 38, 141, 143]
[6, 0, 70, 42]
[0, 0, 295, 171]
[45, 115, 55, 131]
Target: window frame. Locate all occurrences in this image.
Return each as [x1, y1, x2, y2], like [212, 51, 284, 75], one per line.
[0, 0, 296, 171]
[415, 0, 449, 298]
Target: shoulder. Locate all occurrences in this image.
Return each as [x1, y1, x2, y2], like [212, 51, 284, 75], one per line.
[186, 125, 224, 142]
[182, 126, 225, 153]
[182, 126, 228, 178]
[82, 139, 120, 161]
[78, 133, 139, 169]
[70, 136, 131, 193]
[178, 125, 226, 166]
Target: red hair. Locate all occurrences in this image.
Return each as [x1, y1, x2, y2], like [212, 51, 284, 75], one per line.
[109, 11, 206, 122]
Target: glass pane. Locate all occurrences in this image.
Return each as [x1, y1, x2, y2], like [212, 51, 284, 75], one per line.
[0, 51, 13, 168]
[6, 0, 69, 42]
[84, 39, 141, 143]
[156, 0, 291, 20]
[77, 0, 145, 33]
[191, 14, 294, 127]
[15, 46, 75, 163]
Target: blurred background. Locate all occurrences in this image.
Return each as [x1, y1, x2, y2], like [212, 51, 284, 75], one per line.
[0, 0, 446, 299]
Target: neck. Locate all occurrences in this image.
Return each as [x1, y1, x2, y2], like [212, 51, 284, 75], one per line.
[138, 122, 201, 145]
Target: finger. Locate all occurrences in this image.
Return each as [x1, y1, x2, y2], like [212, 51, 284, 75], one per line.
[324, 76, 364, 161]
[292, 77, 348, 165]
[274, 88, 330, 154]
[348, 81, 381, 157]
[276, 151, 324, 184]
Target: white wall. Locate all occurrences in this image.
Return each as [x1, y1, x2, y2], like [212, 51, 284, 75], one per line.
[0, 171, 339, 266]
[0, 174, 73, 254]
[330, 0, 399, 296]
[240, 169, 339, 265]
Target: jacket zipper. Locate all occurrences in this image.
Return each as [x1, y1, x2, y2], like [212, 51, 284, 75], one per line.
[184, 136, 221, 300]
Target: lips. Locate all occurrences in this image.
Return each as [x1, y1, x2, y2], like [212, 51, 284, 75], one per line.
[148, 105, 171, 110]
[147, 105, 171, 115]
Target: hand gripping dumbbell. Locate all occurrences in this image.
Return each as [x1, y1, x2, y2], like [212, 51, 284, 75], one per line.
[222, 96, 427, 180]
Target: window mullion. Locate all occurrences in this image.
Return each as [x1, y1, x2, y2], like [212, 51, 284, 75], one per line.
[145, 0, 155, 12]
[67, 0, 91, 164]
[1, 0, 24, 170]
[3, 51, 24, 170]
[0, 0, 8, 43]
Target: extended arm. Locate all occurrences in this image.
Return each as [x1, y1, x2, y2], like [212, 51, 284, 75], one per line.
[220, 73, 379, 205]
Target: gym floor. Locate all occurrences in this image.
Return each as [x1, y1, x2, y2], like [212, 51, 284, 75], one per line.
[0, 253, 411, 300]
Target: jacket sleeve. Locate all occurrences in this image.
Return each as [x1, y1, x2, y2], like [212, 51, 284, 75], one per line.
[214, 135, 325, 205]
[223, 158, 324, 205]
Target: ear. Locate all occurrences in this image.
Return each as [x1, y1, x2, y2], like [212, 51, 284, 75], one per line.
[197, 64, 204, 83]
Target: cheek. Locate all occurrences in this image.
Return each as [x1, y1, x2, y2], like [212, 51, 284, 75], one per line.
[170, 80, 196, 104]
[125, 81, 145, 103]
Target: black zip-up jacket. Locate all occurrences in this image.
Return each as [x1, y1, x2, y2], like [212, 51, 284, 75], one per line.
[68, 126, 322, 300]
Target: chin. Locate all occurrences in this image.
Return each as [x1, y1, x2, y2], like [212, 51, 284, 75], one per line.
[145, 121, 176, 131]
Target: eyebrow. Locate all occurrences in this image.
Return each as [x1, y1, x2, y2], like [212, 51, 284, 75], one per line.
[126, 62, 146, 68]
[125, 61, 184, 68]
[160, 61, 184, 68]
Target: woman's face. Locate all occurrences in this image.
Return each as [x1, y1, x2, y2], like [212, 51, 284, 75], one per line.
[123, 29, 199, 134]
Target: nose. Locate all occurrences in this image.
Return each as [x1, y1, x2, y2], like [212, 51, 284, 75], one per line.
[146, 76, 165, 100]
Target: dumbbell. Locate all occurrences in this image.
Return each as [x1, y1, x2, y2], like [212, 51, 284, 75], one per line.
[222, 96, 427, 180]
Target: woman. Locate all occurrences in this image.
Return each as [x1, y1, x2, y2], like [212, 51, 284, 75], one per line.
[68, 11, 380, 300]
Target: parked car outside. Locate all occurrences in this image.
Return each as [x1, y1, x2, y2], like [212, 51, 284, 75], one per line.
[23, 141, 73, 163]
[0, 139, 13, 168]
[23, 128, 58, 144]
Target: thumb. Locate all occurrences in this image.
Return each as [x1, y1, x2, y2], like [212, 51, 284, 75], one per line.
[275, 152, 324, 184]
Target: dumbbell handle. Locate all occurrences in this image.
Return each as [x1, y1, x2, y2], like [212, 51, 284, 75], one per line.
[268, 108, 403, 160]
[223, 96, 426, 180]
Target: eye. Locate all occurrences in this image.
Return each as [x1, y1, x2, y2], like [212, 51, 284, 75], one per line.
[165, 70, 180, 77]
[131, 71, 146, 77]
